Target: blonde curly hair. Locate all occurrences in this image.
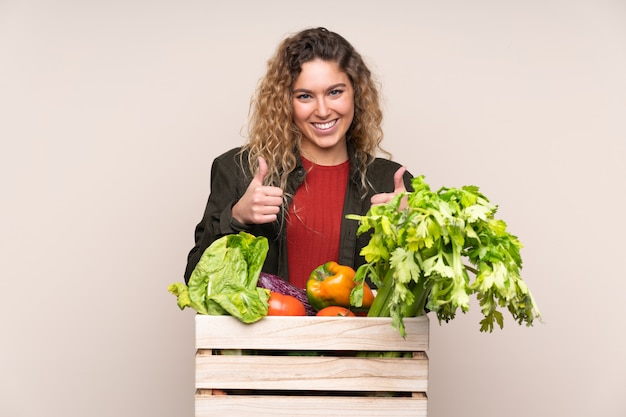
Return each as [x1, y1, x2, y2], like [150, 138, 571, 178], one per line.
[241, 27, 388, 193]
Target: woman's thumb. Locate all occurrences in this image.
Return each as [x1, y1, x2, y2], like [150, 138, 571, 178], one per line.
[254, 156, 268, 184]
[393, 166, 407, 192]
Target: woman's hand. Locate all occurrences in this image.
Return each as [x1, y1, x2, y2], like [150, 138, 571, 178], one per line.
[232, 157, 284, 225]
[370, 166, 408, 209]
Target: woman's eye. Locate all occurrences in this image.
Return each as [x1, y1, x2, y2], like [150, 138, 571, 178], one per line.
[296, 93, 311, 100]
[329, 89, 343, 96]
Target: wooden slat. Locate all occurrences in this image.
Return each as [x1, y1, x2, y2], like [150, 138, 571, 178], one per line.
[195, 315, 429, 351]
[195, 393, 427, 417]
[195, 353, 428, 392]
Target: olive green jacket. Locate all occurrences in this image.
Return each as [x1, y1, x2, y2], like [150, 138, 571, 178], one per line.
[184, 146, 413, 283]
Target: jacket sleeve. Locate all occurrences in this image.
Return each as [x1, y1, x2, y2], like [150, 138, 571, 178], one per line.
[184, 151, 250, 282]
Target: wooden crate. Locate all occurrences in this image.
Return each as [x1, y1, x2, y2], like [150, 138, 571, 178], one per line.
[195, 315, 429, 417]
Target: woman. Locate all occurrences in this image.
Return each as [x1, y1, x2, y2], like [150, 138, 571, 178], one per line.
[184, 27, 412, 287]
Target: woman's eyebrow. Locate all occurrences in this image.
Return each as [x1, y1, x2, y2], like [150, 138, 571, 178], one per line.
[326, 83, 347, 91]
[293, 83, 348, 93]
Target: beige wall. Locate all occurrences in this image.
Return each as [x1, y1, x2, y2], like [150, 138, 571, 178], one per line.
[1, 1, 625, 416]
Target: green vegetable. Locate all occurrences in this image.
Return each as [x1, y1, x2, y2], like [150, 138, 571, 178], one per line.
[168, 232, 270, 323]
[348, 175, 541, 337]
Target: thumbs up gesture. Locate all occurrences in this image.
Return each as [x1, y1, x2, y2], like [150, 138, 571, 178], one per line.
[232, 157, 284, 225]
[370, 166, 409, 209]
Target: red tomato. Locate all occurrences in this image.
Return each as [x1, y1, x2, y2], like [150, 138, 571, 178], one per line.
[315, 306, 356, 317]
[267, 292, 306, 316]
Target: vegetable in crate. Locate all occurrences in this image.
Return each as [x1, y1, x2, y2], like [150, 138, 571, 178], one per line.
[267, 292, 307, 316]
[306, 261, 374, 311]
[347, 175, 542, 337]
[168, 232, 270, 323]
[316, 306, 355, 317]
[257, 272, 316, 316]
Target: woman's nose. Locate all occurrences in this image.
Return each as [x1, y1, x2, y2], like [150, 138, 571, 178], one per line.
[315, 98, 331, 118]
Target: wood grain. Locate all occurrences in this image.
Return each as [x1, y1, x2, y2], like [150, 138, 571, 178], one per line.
[195, 394, 428, 417]
[195, 315, 429, 351]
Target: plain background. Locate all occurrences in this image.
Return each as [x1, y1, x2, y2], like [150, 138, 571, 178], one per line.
[1, 1, 625, 416]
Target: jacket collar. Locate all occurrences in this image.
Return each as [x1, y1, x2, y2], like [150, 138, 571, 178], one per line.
[292, 142, 365, 184]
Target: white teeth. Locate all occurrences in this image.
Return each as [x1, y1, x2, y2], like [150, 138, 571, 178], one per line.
[313, 120, 337, 130]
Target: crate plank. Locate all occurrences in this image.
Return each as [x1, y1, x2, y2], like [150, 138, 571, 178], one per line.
[195, 315, 429, 351]
[195, 393, 427, 417]
[196, 353, 428, 392]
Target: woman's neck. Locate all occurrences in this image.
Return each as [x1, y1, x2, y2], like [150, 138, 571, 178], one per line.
[299, 143, 348, 166]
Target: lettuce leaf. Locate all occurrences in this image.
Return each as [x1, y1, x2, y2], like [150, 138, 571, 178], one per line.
[168, 232, 270, 323]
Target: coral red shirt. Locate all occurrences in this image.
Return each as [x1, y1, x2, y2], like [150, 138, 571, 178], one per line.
[286, 157, 350, 288]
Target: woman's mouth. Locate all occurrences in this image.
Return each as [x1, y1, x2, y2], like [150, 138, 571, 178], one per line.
[312, 120, 338, 130]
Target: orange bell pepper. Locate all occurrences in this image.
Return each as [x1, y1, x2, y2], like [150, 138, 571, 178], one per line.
[306, 261, 374, 311]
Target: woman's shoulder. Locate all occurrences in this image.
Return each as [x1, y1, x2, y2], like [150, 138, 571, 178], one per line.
[368, 156, 406, 173]
[214, 146, 244, 161]
[364, 156, 414, 192]
[210, 147, 251, 177]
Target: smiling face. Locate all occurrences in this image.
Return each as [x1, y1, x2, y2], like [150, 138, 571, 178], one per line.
[292, 59, 355, 165]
